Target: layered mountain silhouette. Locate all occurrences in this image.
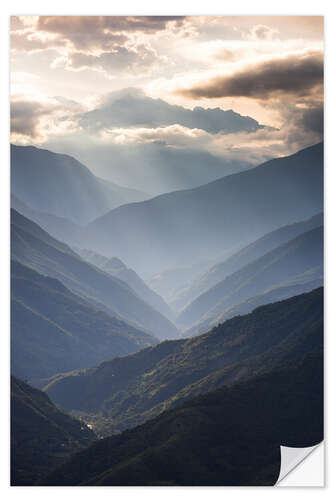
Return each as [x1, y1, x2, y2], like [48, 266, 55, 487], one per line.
[148, 258, 216, 303]
[184, 278, 322, 338]
[83, 142, 323, 275]
[9, 139, 325, 487]
[177, 225, 323, 329]
[76, 249, 173, 320]
[11, 144, 148, 225]
[11, 260, 157, 380]
[41, 348, 323, 486]
[172, 212, 323, 311]
[11, 376, 95, 486]
[11, 193, 83, 246]
[44, 288, 323, 437]
[11, 209, 179, 340]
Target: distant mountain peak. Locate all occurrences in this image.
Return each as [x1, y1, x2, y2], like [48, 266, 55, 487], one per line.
[11, 144, 149, 225]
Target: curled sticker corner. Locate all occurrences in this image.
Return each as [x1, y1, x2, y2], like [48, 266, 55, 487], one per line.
[276, 442, 322, 484]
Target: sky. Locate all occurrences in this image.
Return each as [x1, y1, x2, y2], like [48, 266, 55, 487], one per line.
[10, 16, 324, 175]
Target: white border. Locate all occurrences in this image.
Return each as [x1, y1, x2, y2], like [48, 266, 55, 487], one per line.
[1, 1, 331, 497]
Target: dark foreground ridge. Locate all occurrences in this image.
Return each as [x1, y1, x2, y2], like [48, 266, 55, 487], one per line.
[11, 376, 96, 485]
[45, 287, 323, 437]
[41, 348, 323, 486]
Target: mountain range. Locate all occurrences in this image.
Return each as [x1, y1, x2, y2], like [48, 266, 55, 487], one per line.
[184, 277, 322, 338]
[10, 139, 324, 487]
[43, 288, 323, 437]
[11, 144, 148, 225]
[11, 209, 179, 340]
[11, 193, 83, 246]
[11, 376, 95, 485]
[81, 142, 323, 275]
[177, 225, 323, 329]
[40, 347, 323, 486]
[172, 212, 323, 312]
[11, 260, 157, 380]
[76, 249, 173, 320]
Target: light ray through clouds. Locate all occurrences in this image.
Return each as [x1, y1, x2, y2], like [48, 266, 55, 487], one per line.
[10, 16, 323, 185]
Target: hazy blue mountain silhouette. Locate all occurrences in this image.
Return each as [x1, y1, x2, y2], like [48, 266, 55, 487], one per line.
[184, 276, 322, 338]
[11, 193, 83, 246]
[11, 144, 148, 225]
[11, 209, 179, 340]
[177, 225, 323, 328]
[11, 260, 157, 380]
[172, 212, 323, 311]
[77, 249, 174, 320]
[148, 258, 216, 303]
[84, 143, 323, 275]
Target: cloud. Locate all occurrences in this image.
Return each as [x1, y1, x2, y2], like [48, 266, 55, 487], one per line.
[37, 16, 186, 37]
[54, 44, 165, 75]
[10, 100, 57, 138]
[10, 31, 53, 52]
[176, 51, 323, 101]
[297, 104, 323, 136]
[102, 124, 211, 148]
[199, 16, 323, 41]
[11, 16, 179, 77]
[201, 101, 323, 165]
[10, 15, 324, 189]
[10, 97, 82, 142]
[11, 16, 187, 53]
[248, 24, 279, 41]
[11, 85, 323, 169]
[274, 102, 324, 150]
[53, 96, 84, 112]
[78, 88, 263, 134]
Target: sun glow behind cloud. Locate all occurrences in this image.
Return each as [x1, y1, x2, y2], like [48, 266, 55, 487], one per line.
[10, 15, 323, 165]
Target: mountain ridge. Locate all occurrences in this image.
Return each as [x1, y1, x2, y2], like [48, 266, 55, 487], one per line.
[44, 288, 323, 437]
[77, 249, 174, 320]
[11, 259, 157, 380]
[172, 212, 323, 311]
[11, 376, 96, 485]
[40, 347, 323, 486]
[177, 225, 323, 328]
[11, 209, 179, 340]
[83, 142, 323, 275]
[11, 144, 149, 225]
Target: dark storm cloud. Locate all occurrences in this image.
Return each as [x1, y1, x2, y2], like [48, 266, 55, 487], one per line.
[177, 51, 323, 100]
[78, 88, 263, 134]
[11, 100, 56, 138]
[299, 104, 324, 136]
[258, 100, 324, 154]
